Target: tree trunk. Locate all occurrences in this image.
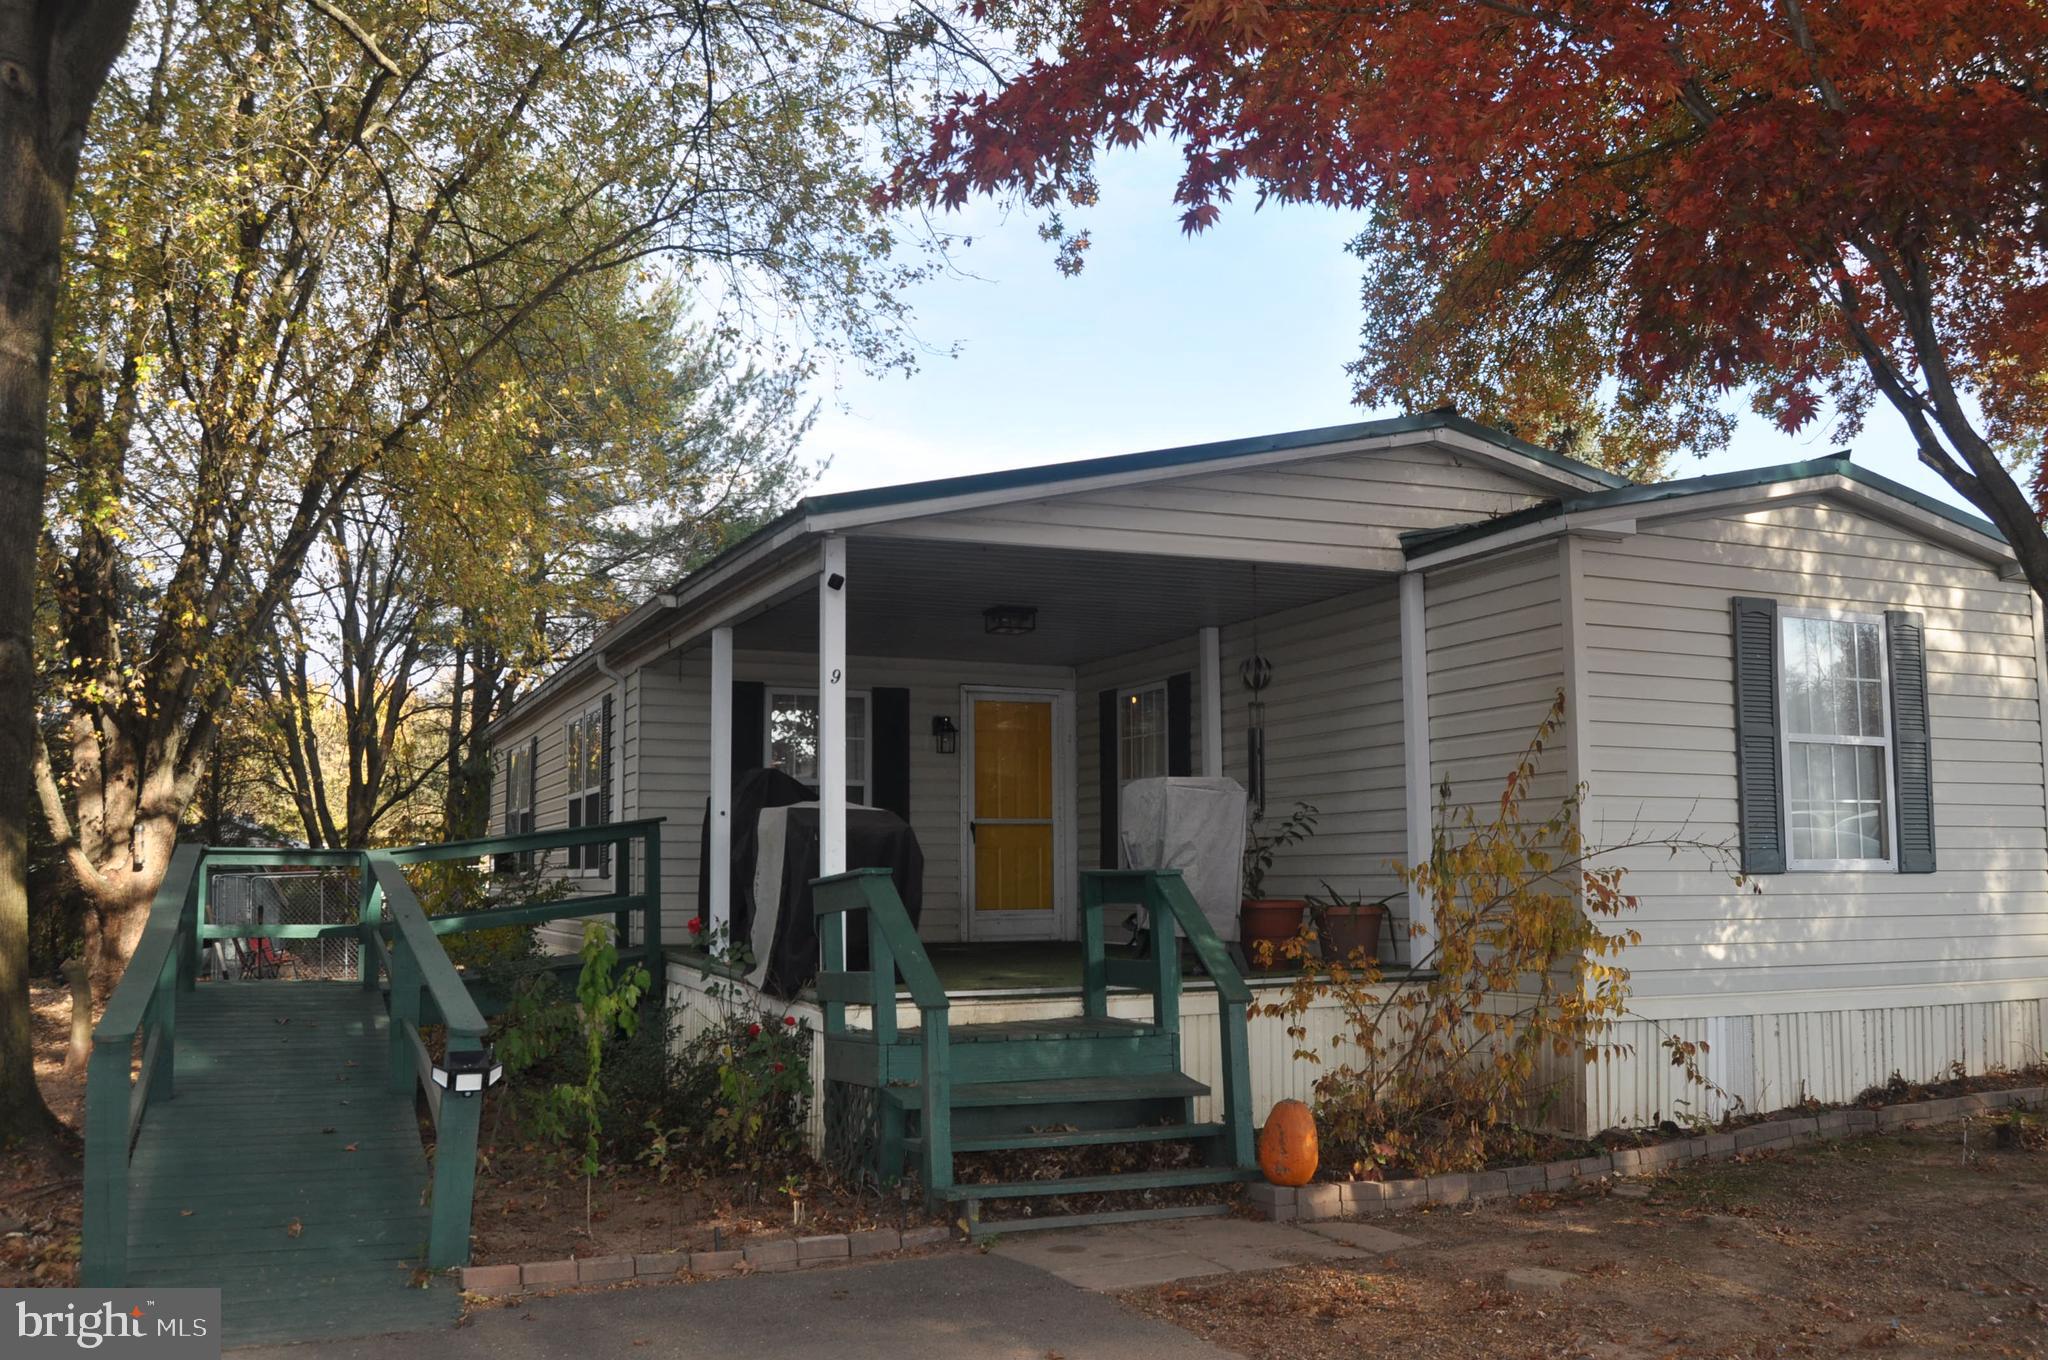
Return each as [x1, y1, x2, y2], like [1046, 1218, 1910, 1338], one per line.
[80, 822, 177, 995]
[61, 957, 90, 1072]
[0, 0, 141, 1143]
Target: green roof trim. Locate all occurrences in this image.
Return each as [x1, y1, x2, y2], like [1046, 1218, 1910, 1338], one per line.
[1400, 456, 2005, 559]
[801, 411, 1630, 518]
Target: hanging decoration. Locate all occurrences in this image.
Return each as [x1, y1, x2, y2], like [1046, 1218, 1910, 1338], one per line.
[1241, 566, 1273, 815]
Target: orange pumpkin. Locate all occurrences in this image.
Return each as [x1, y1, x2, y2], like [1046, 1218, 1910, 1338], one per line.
[1257, 1099, 1319, 1187]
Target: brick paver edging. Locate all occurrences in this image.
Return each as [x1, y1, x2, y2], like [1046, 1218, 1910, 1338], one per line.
[1248, 1085, 2048, 1223]
[457, 1226, 958, 1296]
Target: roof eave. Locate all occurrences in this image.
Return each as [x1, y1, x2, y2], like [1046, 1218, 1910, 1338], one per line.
[1403, 459, 2012, 573]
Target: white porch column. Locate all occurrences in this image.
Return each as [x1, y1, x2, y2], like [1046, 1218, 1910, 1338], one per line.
[818, 536, 848, 878]
[1399, 570, 1434, 960]
[708, 626, 734, 941]
[1199, 626, 1224, 778]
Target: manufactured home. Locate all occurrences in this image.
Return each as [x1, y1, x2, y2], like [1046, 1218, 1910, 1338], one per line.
[486, 412, 2048, 1191]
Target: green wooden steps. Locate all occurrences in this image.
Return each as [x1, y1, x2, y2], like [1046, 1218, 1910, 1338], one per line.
[814, 868, 1261, 1243]
[894, 1017, 1160, 1042]
[122, 982, 455, 1348]
[880, 1071, 1207, 1110]
[912, 1121, 1227, 1154]
[947, 1167, 1250, 1200]
[949, 1204, 1233, 1237]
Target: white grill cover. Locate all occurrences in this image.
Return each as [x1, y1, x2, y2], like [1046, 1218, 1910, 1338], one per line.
[1117, 777, 1249, 941]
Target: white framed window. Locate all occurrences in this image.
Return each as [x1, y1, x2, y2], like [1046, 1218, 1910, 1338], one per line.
[1779, 610, 1895, 870]
[767, 689, 870, 804]
[1117, 682, 1169, 787]
[565, 701, 607, 874]
[504, 743, 534, 835]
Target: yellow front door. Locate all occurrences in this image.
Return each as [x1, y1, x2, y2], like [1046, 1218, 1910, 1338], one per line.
[968, 695, 1059, 934]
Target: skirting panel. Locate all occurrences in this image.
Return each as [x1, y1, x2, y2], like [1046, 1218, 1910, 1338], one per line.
[1588, 998, 2048, 1132]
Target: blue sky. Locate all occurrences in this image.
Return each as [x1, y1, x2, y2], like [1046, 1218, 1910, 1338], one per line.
[806, 143, 1966, 511]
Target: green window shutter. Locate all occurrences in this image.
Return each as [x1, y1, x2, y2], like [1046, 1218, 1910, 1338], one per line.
[1885, 610, 1937, 873]
[1731, 596, 1786, 874]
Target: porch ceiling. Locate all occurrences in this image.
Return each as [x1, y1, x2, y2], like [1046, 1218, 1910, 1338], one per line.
[729, 537, 1384, 666]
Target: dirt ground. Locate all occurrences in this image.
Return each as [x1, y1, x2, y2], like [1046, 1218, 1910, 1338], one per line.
[0, 985, 88, 1287]
[466, 1132, 938, 1264]
[1126, 1122, 2048, 1359]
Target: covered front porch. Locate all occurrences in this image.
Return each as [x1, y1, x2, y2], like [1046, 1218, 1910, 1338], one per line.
[674, 530, 1436, 967]
[648, 524, 1445, 1233]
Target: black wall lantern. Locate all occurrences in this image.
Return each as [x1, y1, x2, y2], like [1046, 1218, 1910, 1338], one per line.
[931, 715, 958, 754]
[982, 604, 1037, 636]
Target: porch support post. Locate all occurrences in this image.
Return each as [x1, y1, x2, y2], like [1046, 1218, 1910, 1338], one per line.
[1198, 625, 1223, 778]
[709, 626, 734, 941]
[1399, 569, 1434, 962]
[818, 536, 849, 880]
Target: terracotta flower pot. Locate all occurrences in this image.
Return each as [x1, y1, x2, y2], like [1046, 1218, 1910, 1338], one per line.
[1317, 903, 1387, 964]
[1240, 898, 1307, 969]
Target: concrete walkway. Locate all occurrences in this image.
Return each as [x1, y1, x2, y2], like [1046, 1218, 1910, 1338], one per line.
[233, 1252, 1245, 1359]
[989, 1216, 1421, 1290]
[232, 1218, 1421, 1357]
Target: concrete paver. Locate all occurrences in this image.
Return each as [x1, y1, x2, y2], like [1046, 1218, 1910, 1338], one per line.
[1301, 1220, 1424, 1253]
[989, 1214, 1380, 1291]
[1504, 1266, 1579, 1294]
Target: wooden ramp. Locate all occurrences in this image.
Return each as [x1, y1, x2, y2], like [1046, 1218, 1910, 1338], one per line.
[124, 982, 456, 1348]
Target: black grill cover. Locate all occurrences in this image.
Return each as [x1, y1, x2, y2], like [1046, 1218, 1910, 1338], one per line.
[756, 804, 922, 998]
[698, 768, 923, 996]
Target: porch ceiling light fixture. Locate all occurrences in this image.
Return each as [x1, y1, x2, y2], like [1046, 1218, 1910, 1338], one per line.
[431, 1047, 504, 1097]
[983, 604, 1037, 636]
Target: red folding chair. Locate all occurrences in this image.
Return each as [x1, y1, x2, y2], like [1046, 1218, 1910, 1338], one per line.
[233, 935, 298, 980]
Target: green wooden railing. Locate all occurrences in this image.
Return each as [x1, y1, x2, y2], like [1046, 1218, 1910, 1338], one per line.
[364, 856, 490, 1267]
[1081, 869, 1257, 1170]
[813, 868, 953, 1206]
[384, 818, 665, 982]
[82, 844, 205, 1287]
[81, 819, 667, 1285]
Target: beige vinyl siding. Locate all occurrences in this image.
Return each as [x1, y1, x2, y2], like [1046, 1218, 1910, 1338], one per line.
[635, 646, 1074, 945]
[1074, 584, 1407, 920]
[483, 672, 622, 950]
[634, 658, 705, 935]
[1222, 587, 1407, 908]
[868, 445, 1547, 571]
[1579, 502, 2048, 1004]
[1424, 546, 1571, 824]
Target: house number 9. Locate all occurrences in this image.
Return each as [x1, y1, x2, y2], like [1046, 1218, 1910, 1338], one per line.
[830, 668, 842, 684]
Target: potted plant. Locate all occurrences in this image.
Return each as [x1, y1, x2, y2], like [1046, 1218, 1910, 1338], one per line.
[1241, 801, 1319, 967]
[1305, 881, 1398, 965]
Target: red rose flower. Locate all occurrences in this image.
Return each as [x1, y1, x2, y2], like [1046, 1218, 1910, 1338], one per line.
[782, 1015, 797, 1028]
[747, 1022, 762, 1038]
[772, 1062, 785, 1073]
[686, 916, 703, 936]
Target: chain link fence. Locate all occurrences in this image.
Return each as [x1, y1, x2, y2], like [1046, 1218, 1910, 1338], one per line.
[207, 869, 362, 981]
